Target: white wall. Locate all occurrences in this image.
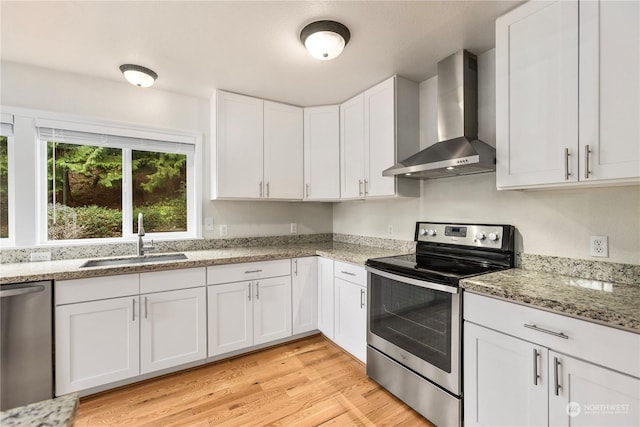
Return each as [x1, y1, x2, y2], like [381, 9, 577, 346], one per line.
[0, 61, 332, 245]
[333, 50, 640, 265]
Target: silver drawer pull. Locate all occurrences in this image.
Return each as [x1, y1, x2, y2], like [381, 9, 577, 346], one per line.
[341, 271, 356, 276]
[564, 148, 571, 180]
[554, 357, 562, 396]
[524, 324, 569, 339]
[533, 348, 540, 386]
[244, 269, 263, 274]
[360, 288, 365, 309]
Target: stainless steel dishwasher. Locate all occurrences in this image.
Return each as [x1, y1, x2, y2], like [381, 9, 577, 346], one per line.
[1, 281, 54, 410]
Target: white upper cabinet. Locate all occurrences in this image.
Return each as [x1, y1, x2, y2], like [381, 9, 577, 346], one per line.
[340, 76, 420, 199]
[213, 91, 264, 199]
[263, 101, 303, 199]
[496, 0, 640, 189]
[496, 0, 579, 188]
[579, 0, 640, 182]
[211, 91, 303, 200]
[303, 106, 340, 200]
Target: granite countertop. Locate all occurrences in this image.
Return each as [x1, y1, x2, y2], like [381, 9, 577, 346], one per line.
[0, 242, 405, 284]
[0, 393, 78, 427]
[461, 269, 640, 334]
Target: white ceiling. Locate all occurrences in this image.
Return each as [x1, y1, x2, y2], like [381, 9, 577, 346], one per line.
[1, 1, 522, 106]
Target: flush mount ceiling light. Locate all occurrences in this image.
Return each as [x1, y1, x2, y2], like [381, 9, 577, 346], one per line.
[300, 20, 350, 60]
[119, 64, 158, 88]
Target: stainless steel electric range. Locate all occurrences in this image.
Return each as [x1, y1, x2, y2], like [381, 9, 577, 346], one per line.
[365, 221, 515, 427]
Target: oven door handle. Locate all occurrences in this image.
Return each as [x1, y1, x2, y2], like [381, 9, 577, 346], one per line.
[365, 267, 459, 294]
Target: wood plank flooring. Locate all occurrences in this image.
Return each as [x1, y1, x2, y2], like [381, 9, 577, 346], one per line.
[75, 335, 435, 426]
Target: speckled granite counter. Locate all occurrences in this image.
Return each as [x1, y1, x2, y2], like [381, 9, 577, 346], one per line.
[0, 242, 406, 284]
[461, 269, 640, 333]
[0, 393, 78, 427]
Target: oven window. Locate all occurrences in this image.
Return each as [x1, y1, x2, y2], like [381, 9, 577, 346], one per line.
[370, 274, 452, 373]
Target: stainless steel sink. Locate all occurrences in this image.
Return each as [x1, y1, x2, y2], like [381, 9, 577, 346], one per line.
[80, 253, 188, 268]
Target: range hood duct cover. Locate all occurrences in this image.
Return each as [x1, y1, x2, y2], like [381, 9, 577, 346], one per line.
[383, 50, 496, 179]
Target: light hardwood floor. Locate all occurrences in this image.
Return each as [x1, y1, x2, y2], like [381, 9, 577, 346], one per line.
[75, 335, 435, 426]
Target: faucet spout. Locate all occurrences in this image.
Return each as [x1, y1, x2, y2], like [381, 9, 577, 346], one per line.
[137, 213, 154, 256]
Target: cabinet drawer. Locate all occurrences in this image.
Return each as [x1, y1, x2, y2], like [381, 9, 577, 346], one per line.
[56, 274, 139, 305]
[140, 267, 206, 294]
[464, 292, 640, 378]
[334, 261, 366, 286]
[207, 259, 290, 285]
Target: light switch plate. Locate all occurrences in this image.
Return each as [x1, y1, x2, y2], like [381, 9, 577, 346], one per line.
[204, 217, 214, 231]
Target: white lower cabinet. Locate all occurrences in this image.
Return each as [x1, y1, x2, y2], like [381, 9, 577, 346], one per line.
[333, 261, 367, 363]
[464, 293, 640, 427]
[140, 287, 207, 375]
[317, 257, 335, 339]
[55, 296, 140, 395]
[55, 268, 207, 395]
[207, 260, 292, 357]
[291, 257, 318, 335]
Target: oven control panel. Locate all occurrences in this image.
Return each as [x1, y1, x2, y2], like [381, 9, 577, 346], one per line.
[416, 222, 509, 248]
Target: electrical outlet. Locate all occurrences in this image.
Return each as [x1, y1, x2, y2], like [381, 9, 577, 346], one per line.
[219, 224, 228, 237]
[290, 223, 297, 233]
[387, 225, 394, 237]
[30, 252, 51, 262]
[204, 217, 214, 231]
[590, 235, 609, 257]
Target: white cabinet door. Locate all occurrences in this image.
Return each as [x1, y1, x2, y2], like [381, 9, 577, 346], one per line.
[55, 296, 139, 395]
[303, 105, 340, 200]
[140, 287, 207, 374]
[464, 322, 548, 427]
[208, 282, 253, 356]
[364, 77, 396, 197]
[291, 257, 318, 335]
[496, 1, 579, 188]
[214, 91, 264, 199]
[264, 101, 303, 199]
[253, 276, 292, 345]
[340, 93, 366, 199]
[580, 0, 640, 182]
[317, 257, 335, 340]
[548, 351, 640, 427]
[334, 277, 367, 363]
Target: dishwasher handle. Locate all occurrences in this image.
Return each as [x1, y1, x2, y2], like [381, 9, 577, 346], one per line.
[0, 284, 46, 298]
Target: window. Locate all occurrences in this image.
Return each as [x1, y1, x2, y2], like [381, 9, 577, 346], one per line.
[0, 113, 14, 243]
[39, 126, 196, 242]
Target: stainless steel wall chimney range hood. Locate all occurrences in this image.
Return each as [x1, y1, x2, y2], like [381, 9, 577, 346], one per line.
[383, 50, 496, 179]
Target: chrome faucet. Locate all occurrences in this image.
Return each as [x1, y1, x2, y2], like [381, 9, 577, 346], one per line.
[137, 213, 155, 256]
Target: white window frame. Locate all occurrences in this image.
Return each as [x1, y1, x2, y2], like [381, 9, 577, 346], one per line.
[0, 113, 16, 247]
[36, 117, 201, 244]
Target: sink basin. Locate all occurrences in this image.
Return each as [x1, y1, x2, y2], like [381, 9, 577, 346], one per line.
[80, 253, 188, 268]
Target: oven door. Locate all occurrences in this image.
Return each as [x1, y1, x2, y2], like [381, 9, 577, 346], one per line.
[366, 267, 461, 396]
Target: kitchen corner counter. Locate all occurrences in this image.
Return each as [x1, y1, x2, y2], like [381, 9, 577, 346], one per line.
[0, 393, 78, 427]
[0, 242, 407, 284]
[461, 269, 640, 334]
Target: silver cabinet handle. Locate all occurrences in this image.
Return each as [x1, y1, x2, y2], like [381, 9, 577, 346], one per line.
[533, 348, 540, 386]
[364, 179, 369, 195]
[244, 269, 263, 274]
[564, 148, 571, 180]
[259, 181, 263, 198]
[341, 270, 356, 276]
[524, 324, 569, 339]
[554, 357, 562, 396]
[255, 282, 260, 299]
[305, 183, 309, 198]
[144, 296, 148, 319]
[0, 284, 45, 298]
[294, 259, 298, 276]
[359, 180, 363, 196]
[248, 283, 252, 301]
[266, 182, 270, 198]
[360, 288, 365, 309]
[132, 298, 136, 321]
[584, 144, 591, 179]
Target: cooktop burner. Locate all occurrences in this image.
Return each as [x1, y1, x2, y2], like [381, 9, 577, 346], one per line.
[366, 221, 516, 286]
